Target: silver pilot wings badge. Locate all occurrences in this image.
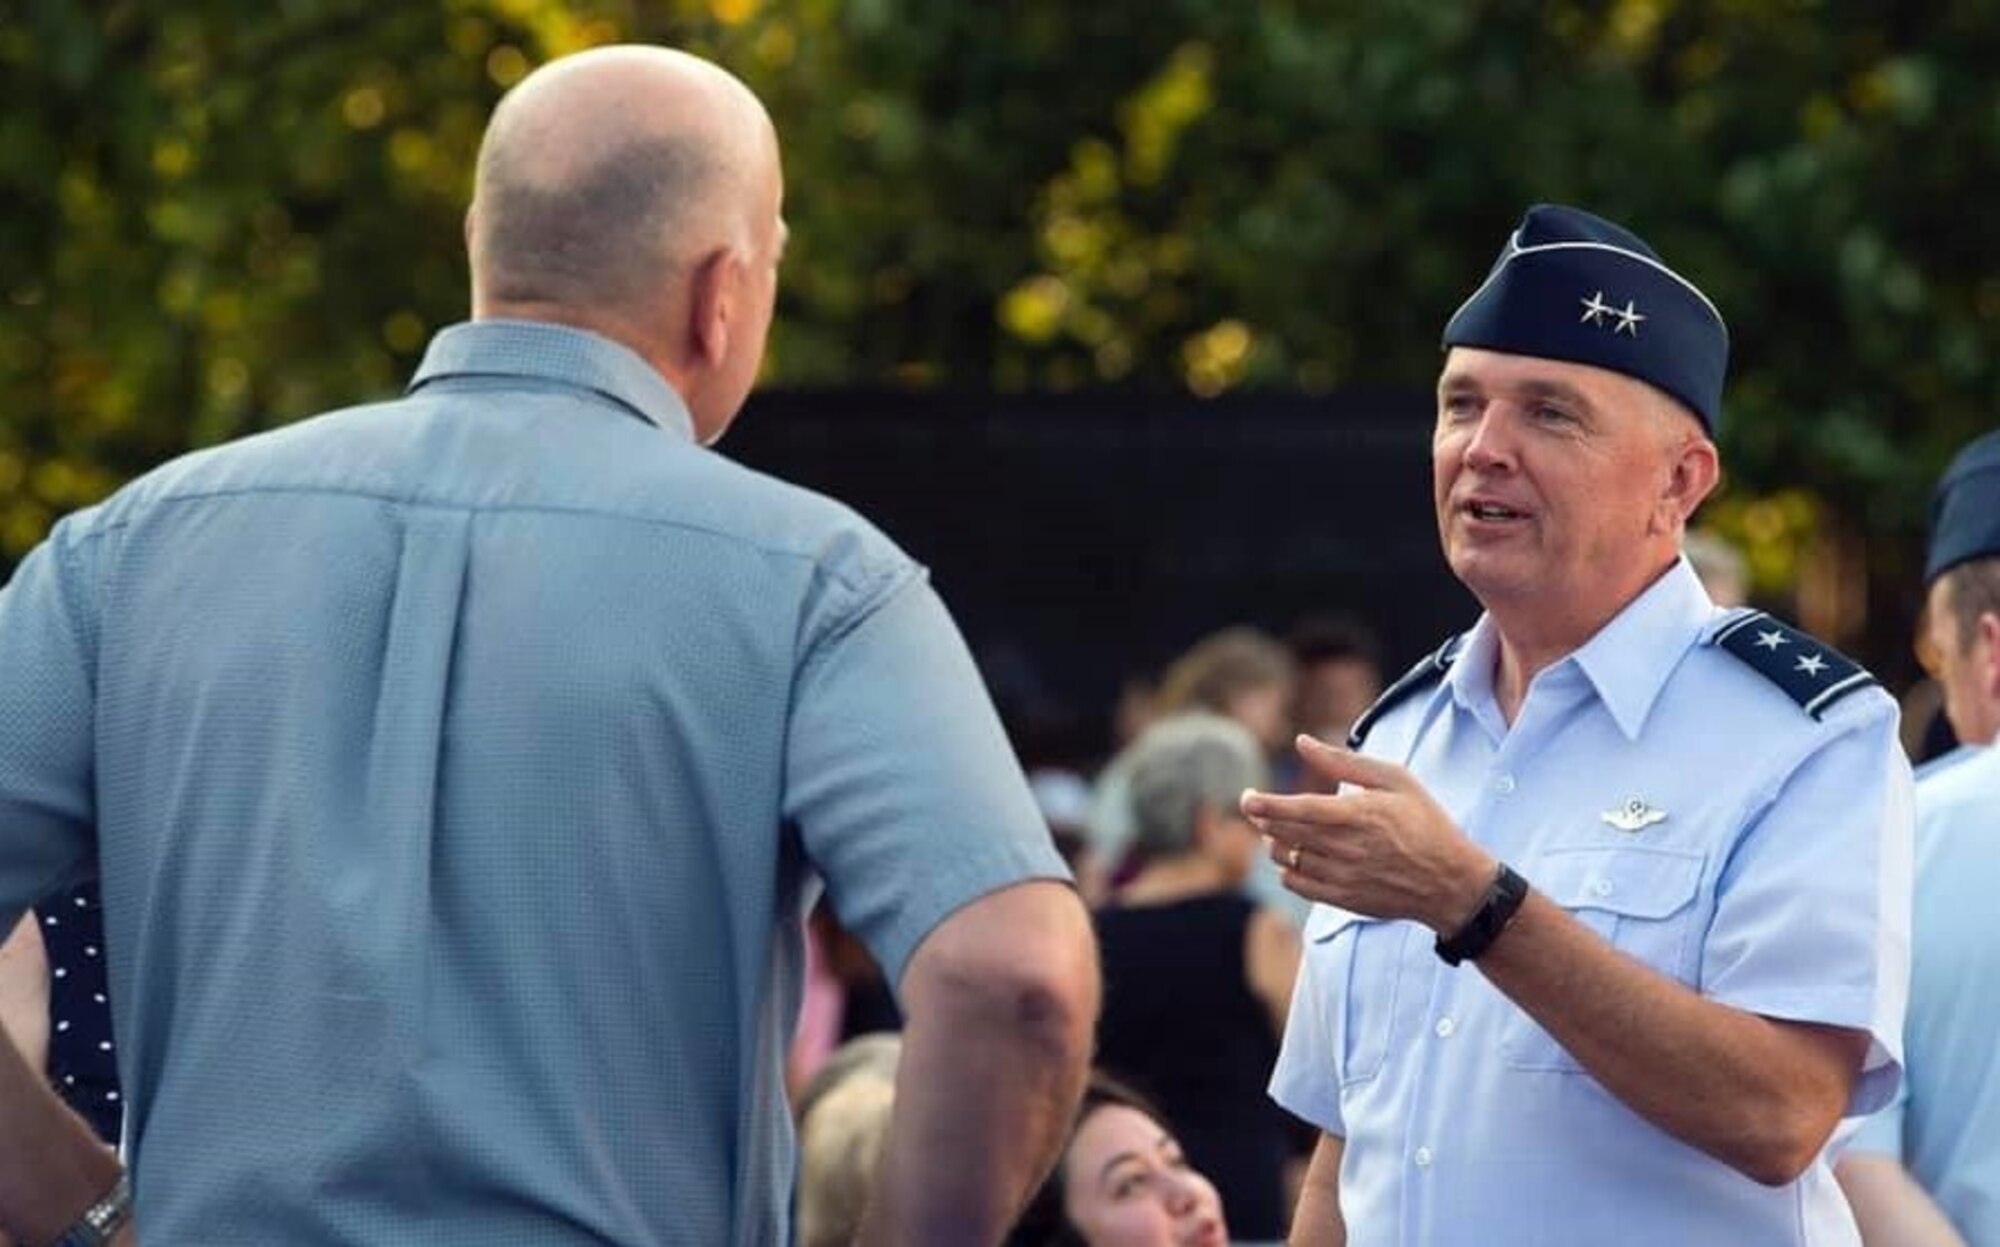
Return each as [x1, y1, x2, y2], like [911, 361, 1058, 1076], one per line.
[1601, 797, 1668, 833]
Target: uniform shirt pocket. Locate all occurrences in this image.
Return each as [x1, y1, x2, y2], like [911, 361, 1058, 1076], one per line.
[1501, 844, 1707, 1073]
[1307, 907, 1412, 1086]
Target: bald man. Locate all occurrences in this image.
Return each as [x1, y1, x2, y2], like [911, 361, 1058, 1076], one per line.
[0, 46, 1096, 1246]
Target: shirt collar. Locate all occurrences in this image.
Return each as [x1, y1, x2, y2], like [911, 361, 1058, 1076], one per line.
[407, 320, 697, 442]
[1446, 556, 1718, 741]
[1444, 614, 1505, 740]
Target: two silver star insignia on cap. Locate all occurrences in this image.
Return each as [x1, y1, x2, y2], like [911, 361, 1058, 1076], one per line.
[1601, 796, 1668, 833]
[1580, 290, 1645, 336]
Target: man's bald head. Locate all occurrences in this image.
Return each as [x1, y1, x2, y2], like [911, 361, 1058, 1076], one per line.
[468, 46, 775, 320]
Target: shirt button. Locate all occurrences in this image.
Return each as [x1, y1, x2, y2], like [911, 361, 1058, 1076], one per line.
[1414, 1146, 1434, 1168]
[1434, 1017, 1456, 1039]
[1494, 774, 1517, 794]
[1591, 878, 1614, 899]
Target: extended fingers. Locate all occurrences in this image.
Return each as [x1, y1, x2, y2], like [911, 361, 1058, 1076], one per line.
[1292, 734, 1419, 794]
[1262, 834, 1306, 873]
[1241, 786, 1378, 829]
[1242, 788, 1327, 825]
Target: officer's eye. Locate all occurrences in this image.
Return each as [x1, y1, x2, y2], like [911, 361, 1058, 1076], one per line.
[1440, 392, 1481, 421]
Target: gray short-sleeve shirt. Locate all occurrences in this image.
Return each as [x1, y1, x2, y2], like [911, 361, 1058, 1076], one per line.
[0, 321, 1068, 1245]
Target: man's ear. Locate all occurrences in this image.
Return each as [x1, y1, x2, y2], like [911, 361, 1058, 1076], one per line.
[1661, 436, 1722, 531]
[687, 246, 742, 369]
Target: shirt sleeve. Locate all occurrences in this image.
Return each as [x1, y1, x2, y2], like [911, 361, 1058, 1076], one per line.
[1843, 1082, 1907, 1159]
[1700, 700, 1914, 1117]
[782, 569, 1069, 991]
[0, 515, 102, 929]
[1268, 906, 1348, 1138]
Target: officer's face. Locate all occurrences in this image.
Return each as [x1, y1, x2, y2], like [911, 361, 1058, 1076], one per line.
[1433, 349, 1715, 636]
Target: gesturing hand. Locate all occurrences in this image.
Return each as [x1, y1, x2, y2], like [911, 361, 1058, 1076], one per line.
[1242, 734, 1495, 934]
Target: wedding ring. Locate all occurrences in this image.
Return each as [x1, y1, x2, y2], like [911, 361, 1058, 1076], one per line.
[1288, 844, 1302, 870]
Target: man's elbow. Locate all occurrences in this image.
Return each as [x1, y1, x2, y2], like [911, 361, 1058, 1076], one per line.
[1721, 1023, 1870, 1187]
[903, 881, 1100, 1056]
[1728, 1099, 1846, 1187]
[1734, 1144, 1817, 1189]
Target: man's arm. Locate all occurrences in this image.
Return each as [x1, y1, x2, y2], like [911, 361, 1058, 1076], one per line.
[1247, 736, 1870, 1187]
[0, 915, 48, 1073]
[0, 999, 121, 1247]
[0, 913, 47, 1247]
[1288, 1133, 1346, 1247]
[1472, 887, 1863, 1184]
[856, 880, 1098, 1247]
[1835, 1153, 1966, 1247]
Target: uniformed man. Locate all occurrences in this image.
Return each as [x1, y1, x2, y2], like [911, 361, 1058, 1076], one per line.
[1839, 429, 2000, 1247]
[1246, 203, 1913, 1246]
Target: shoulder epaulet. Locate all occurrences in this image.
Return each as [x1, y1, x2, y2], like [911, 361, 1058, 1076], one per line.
[1709, 610, 1878, 720]
[1347, 633, 1464, 749]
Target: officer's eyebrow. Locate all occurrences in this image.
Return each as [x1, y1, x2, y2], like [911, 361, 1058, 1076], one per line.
[1435, 371, 1595, 413]
[1515, 378, 1594, 411]
[1436, 368, 1479, 396]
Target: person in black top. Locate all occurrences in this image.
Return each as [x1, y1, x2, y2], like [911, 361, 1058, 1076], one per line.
[1093, 713, 1303, 1242]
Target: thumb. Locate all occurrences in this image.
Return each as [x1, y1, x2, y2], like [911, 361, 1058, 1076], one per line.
[1293, 733, 1416, 793]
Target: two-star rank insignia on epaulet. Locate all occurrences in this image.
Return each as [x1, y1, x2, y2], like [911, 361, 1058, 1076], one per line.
[1346, 633, 1465, 749]
[1710, 610, 1879, 719]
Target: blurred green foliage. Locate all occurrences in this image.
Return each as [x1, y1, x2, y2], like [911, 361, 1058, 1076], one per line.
[5, 0, 1997, 617]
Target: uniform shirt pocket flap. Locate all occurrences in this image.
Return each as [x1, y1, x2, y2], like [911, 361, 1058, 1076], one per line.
[1306, 905, 1369, 943]
[1535, 845, 1703, 921]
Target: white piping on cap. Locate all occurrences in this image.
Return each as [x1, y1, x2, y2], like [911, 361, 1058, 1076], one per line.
[1444, 230, 1729, 342]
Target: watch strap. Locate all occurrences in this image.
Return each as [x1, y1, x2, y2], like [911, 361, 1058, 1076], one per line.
[1434, 863, 1529, 966]
[52, 1171, 130, 1247]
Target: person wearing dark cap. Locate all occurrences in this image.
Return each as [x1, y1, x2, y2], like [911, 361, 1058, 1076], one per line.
[1839, 429, 2000, 1247]
[1244, 204, 1912, 1245]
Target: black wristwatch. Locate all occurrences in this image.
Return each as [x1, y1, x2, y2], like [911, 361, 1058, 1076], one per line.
[1434, 863, 1530, 966]
[52, 1172, 131, 1247]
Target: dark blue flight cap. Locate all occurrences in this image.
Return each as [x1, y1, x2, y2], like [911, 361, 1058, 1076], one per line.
[1442, 204, 1730, 432]
[1925, 428, 2000, 583]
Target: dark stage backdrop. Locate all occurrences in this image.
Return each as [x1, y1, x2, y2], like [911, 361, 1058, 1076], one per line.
[725, 388, 1475, 763]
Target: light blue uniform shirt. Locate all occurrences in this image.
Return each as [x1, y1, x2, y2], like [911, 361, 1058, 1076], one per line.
[0, 321, 1068, 1245]
[1270, 558, 1913, 1246]
[1848, 743, 2000, 1243]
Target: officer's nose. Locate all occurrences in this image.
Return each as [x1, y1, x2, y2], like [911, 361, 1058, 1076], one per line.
[1461, 408, 1521, 473]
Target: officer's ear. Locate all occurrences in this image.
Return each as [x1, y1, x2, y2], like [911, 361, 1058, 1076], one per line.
[1656, 428, 1719, 533]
